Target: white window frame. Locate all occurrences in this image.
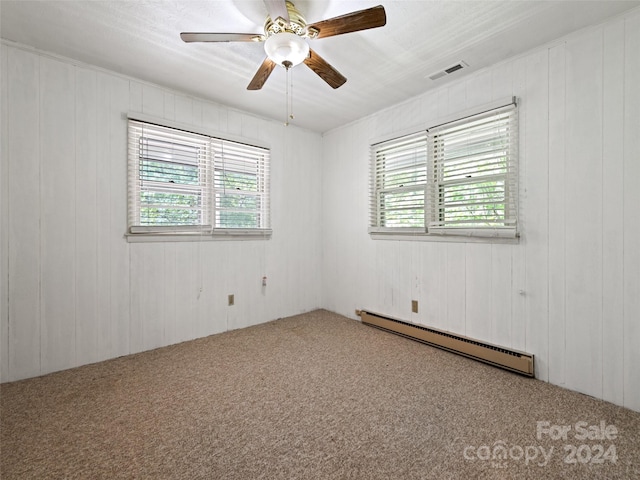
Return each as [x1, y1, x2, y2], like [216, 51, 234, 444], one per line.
[369, 97, 519, 242]
[212, 138, 271, 234]
[369, 131, 428, 234]
[127, 115, 271, 242]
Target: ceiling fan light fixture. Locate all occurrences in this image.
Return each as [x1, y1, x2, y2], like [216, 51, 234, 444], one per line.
[264, 32, 309, 67]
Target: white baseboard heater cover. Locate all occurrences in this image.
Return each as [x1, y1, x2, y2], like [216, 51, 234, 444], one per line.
[359, 310, 534, 377]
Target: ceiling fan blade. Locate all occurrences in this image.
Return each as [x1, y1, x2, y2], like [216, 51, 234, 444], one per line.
[307, 5, 386, 39]
[180, 32, 263, 43]
[303, 49, 347, 89]
[247, 58, 277, 90]
[264, 0, 290, 24]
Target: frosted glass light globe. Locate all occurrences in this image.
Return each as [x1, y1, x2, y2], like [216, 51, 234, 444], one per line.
[264, 32, 309, 67]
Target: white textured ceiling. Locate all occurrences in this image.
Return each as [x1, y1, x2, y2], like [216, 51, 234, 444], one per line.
[2, 0, 638, 132]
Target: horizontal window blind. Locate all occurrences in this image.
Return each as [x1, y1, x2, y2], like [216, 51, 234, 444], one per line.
[427, 104, 518, 236]
[128, 120, 212, 233]
[213, 139, 270, 230]
[128, 119, 270, 235]
[369, 131, 428, 230]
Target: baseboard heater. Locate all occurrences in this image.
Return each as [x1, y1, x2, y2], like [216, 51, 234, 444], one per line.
[359, 310, 534, 377]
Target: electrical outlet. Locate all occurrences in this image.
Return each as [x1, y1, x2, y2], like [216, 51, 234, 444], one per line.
[228, 294, 234, 306]
[411, 300, 418, 313]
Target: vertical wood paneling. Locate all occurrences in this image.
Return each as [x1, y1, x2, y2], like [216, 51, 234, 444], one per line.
[174, 95, 193, 125]
[96, 72, 113, 361]
[262, 129, 284, 321]
[409, 242, 422, 321]
[419, 90, 438, 127]
[466, 69, 492, 107]
[298, 130, 322, 314]
[7, 48, 41, 380]
[191, 101, 203, 129]
[40, 57, 76, 374]
[437, 88, 449, 118]
[197, 245, 227, 338]
[547, 43, 567, 387]
[447, 81, 466, 115]
[279, 130, 301, 316]
[491, 245, 512, 347]
[413, 244, 428, 325]
[375, 241, 397, 314]
[173, 243, 198, 343]
[128, 244, 142, 354]
[236, 243, 256, 329]
[491, 62, 513, 100]
[623, 11, 640, 412]
[109, 75, 131, 359]
[510, 55, 527, 352]
[241, 114, 259, 141]
[1, 45, 9, 382]
[163, 244, 177, 342]
[74, 67, 99, 365]
[396, 243, 414, 318]
[202, 102, 221, 131]
[163, 92, 175, 121]
[129, 82, 142, 113]
[524, 49, 549, 381]
[241, 243, 268, 329]
[420, 242, 447, 331]
[564, 29, 604, 397]
[601, 19, 625, 406]
[224, 242, 241, 331]
[141, 84, 164, 117]
[400, 95, 421, 133]
[140, 243, 167, 351]
[320, 127, 341, 314]
[465, 244, 492, 342]
[341, 123, 370, 316]
[446, 244, 466, 334]
[227, 110, 242, 136]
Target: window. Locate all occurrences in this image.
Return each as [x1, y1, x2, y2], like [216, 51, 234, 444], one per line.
[370, 99, 518, 239]
[213, 139, 270, 230]
[369, 132, 427, 231]
[128, 119, 270, 238]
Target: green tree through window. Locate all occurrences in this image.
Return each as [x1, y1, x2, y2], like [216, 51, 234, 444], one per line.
[128, 119, 270, 235]
[370, 100, 518, 238]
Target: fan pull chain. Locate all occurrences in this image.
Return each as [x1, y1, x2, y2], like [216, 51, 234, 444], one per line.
[289, 67, 294, 123]
[284, 61, 294, 126]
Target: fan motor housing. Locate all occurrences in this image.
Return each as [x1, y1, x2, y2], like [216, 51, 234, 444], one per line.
[264, 1, 312, 37]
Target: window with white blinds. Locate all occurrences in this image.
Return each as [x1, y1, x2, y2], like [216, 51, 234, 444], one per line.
[427, 103, 518, 237]
[369, 99, 518, 239]
[213, 139, 270, 230]
[369, 132, 427, 231]
[128, 119, 270, 237]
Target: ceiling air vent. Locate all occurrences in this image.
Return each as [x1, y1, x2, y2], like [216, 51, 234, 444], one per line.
[427, 61, 468, 81]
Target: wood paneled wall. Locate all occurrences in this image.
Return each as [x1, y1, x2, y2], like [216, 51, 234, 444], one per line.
[321, 11, 640, 412]
[0, 44, 323, 382]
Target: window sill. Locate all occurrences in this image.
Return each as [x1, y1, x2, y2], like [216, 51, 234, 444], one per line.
[125, 229, 272, 243]
[369, 231, 520, 244]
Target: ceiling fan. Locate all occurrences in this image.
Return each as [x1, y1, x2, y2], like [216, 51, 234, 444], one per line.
[180, 1, 386, 90]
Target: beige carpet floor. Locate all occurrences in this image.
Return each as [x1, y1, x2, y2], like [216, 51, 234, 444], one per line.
[1, 310, 639, 479]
